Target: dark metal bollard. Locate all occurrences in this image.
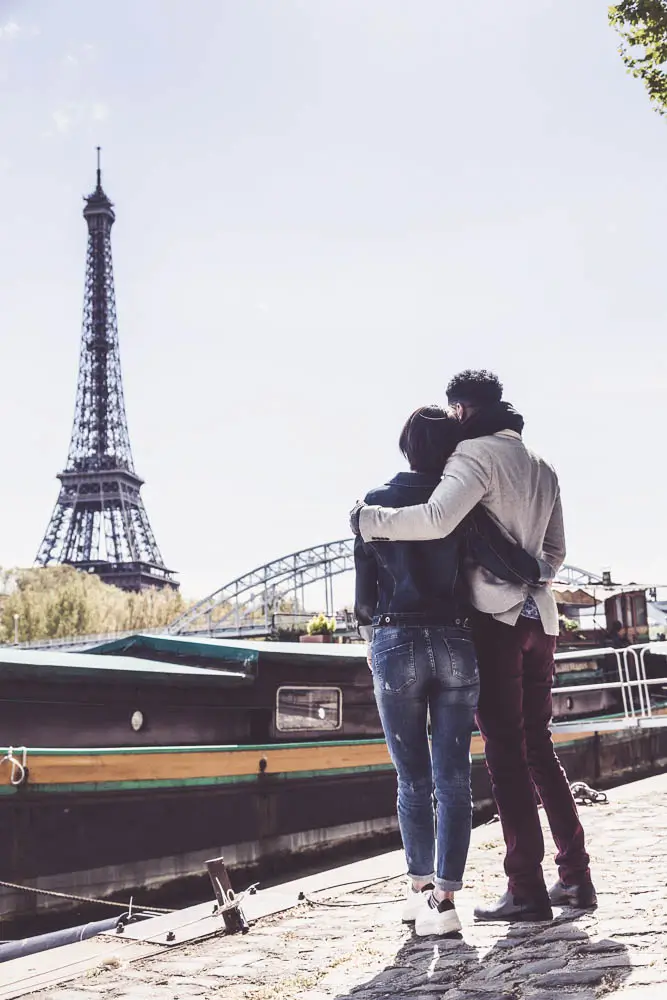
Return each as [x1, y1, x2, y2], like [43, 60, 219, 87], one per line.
[205, 856, 249, 934]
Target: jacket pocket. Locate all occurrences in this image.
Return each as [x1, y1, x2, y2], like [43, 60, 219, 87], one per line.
[372, 640, 416, 693]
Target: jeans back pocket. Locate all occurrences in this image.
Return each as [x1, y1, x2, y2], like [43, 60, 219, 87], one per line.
[372, 640, 416, 693]
[442, 635, 479, 684]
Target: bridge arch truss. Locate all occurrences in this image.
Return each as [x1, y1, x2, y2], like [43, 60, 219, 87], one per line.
[168, 539, 604, 636]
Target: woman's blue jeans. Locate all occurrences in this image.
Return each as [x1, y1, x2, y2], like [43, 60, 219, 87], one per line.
[371, 625, 480, 892]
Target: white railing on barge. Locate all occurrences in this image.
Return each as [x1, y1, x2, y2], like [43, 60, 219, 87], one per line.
[551, 641, 667, 734]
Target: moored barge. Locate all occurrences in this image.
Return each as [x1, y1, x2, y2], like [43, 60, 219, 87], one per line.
[1, 634, 666, 925]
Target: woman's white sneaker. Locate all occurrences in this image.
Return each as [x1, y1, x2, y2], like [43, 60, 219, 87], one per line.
[401, 882, 434, 923]
[415, 895, 462, 936]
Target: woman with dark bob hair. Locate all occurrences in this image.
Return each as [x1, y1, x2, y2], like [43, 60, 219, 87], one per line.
[354, 405, 540, 936]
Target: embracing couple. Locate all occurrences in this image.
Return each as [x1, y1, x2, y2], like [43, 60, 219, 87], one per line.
[351, 370, 596, 937]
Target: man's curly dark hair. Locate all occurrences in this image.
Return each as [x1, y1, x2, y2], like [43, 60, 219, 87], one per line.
[446, 369, 503, 406]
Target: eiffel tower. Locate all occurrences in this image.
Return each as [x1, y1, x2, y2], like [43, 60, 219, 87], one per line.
[36, 151, 178, 592]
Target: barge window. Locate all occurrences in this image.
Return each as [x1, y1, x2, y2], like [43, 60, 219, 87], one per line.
[276, 686, 342, 731]
[632, 595, 647, 627]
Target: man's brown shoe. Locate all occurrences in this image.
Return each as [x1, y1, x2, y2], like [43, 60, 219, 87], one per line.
[474, 890, 553, 923]
[548, 878, 598, 909]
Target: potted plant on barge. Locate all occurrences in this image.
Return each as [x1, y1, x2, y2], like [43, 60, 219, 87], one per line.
[559, 614, 580, 635]
[299, 613, 337, 643]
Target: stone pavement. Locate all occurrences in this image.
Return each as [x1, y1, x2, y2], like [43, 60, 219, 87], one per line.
[29, 773, 667, 1000]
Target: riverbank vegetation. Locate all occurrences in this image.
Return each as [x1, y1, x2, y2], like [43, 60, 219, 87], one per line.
[0, 566, 187, 644]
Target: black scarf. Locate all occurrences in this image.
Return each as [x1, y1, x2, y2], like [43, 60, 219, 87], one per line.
[457, 400, 524, 442]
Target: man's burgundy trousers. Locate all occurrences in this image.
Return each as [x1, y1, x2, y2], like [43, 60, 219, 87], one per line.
[473, 613, 590, 897]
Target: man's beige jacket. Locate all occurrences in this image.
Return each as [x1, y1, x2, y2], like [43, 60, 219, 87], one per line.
[358, 430, 565, 636]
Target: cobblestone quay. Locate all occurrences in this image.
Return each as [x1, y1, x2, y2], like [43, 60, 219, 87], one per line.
[31, 773, 667, 1000]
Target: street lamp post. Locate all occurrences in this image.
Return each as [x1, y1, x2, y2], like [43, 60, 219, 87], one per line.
[13, 614, 19, 645]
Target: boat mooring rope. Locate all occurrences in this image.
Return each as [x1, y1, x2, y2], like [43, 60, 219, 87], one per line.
[0, 748, 27, 787]
[0, 879, 172, 914]
[299, 874, 404, 908]
[570, 781, 609, 805]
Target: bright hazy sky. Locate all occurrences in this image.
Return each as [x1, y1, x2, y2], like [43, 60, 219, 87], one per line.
[1, 1, 666, 603]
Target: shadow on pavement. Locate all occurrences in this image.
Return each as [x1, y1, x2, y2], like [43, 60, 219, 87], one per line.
[334, 910, 632, 1000]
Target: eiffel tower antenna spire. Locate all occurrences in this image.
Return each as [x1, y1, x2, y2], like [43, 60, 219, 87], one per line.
[35, 152, 178, 592]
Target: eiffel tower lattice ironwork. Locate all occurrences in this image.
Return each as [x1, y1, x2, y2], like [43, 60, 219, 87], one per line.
[36, 151, 178, 592]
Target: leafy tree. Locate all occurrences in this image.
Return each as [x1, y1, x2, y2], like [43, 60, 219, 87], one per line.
[0, 566, 188, 643]
[609, 1, 667, 114]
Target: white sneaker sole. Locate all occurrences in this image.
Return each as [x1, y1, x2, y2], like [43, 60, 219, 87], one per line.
[414, 910, 462, 936]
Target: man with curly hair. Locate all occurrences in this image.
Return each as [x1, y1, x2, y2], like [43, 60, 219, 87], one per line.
[350, 369, 596, 922]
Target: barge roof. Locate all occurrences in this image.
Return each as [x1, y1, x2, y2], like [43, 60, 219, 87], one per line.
[90, 632, 368, 664]
[0, 646, 251, 685]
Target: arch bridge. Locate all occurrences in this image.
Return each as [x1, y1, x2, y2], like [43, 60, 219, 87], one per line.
[167, 540, 604, 638]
